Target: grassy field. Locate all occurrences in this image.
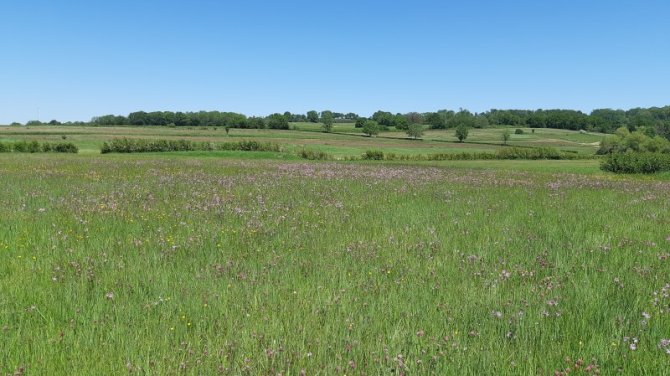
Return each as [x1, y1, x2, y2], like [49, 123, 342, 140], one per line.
[0, 124, 603, 157]
[2, 127, 669, 374]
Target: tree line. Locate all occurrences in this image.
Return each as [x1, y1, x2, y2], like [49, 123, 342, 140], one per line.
[12, 106, 670, 138]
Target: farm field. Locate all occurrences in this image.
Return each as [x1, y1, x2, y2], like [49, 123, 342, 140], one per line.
[0, 124, 603, 157]
[1, 147, 670, 374]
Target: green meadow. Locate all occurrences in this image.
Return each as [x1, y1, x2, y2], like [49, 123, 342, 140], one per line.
[1, 126, 669, 375]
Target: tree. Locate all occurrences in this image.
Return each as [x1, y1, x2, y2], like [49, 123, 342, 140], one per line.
[406, 112, 423, 124]
[425, 112, 446, 129]
[362, 120, 380, 137]
[392, 114, 409, 130]
[355, 118, 366, 128]
[406, 123, 424, 139]
[455, 125, 469, 142]
[307, 111, 319, 123]
[447, 110, 476, 129]
[267, 113, 289, 129]
[321, 110, 334, 132]
[501, 129, 511, 145]
[372, 111, 393, 127]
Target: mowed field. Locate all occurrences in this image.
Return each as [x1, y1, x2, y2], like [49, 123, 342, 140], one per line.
[0, 123, 604, 157]
[1, 126, 670, 374]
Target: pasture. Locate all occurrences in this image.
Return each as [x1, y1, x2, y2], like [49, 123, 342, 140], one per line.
[0, 124, 602, 157]
[1, 126, 669, 375]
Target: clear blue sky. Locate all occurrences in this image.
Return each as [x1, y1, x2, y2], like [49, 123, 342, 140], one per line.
[1, 0, 669, 123]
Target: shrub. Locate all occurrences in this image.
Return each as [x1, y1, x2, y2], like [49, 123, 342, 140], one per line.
[13, 141, 28, 152]
[299, 149, 331, 160]
[601, 152, 670, 174]
[0, 142, 10, 152]
[455, 125, 469, 142]
[495, 147, 563, 160]
[362, 121, 380, 137]
[362, 150, 384, 160]
[515, 129, 524, 135]
[100, 139, 280, 154]
[406, 123, 424, 139]
[53, 142, 79, 153]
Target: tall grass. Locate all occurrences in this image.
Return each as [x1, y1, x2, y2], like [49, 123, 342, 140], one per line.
[0, 155, 669, 374]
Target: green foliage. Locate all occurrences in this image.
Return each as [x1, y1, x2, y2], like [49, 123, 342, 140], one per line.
[406, 123, 424, 139]
[515, 128, 524, 134]
[299, 148, 332, 160]
[362, 150, 384, 160]
[392, 114, 409, 130]
[597, 127, 670, 155]
[0, 141, 78, 153]
[306, 110, 319, 123]
[267, 113, 289, 130]
[100, 139, 280, 154]
[455, 125, 469, 142]
[362, 120, 380, 137]
[425, 112, 446, 129]
[495, 147, 563, 160]
[320, 110, 334, 133]
[601, 152, 670, 173]
[501, 129, 511, 145]
[371, 111, 393, 127]
[354, 118, 366, 128]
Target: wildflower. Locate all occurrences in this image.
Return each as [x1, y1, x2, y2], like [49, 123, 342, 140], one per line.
[642, 312, 651, 319]
[416, 330, 425, 337]
[491, 311, 503, 319]
[659, 339, 670, 354]
[105, 292, 114, 300]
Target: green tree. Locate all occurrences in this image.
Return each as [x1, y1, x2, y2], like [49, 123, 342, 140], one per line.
[502, 129, 511, 145]
[362, 120, 380, 137]
[355, 118, 366, 128]
[392, 114, 409, 130]
[372, 111, 393, 127]
[406, 123, 424, 139]
[425, 112, 446, 129]
[306, 110, 319, 123]
[321, 110, 334, 133]
[455, 125, 469, 142]
[267, 113, 289, 129]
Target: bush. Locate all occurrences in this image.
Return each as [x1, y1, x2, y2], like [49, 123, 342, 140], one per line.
[455, 125, 469, 142]
[362, 150, 384, 160]
[0, 141, 77, 153]
[406, 123, 424, 139]
[362, 121, 380, 137]
[601, 152, 670, 174]
[495, 147, 563, 160]
[53, 142, 79, 153]
[299, 149, 331, 160]
[100, 139, 280, 154]
[515, 129, 524, 135]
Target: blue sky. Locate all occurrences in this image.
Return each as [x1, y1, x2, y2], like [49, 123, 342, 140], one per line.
[1, 0, 669, 123]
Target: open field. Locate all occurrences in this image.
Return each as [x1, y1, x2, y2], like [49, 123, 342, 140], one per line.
[0, 125, 604, 157]
[1, 151, 670, 375]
